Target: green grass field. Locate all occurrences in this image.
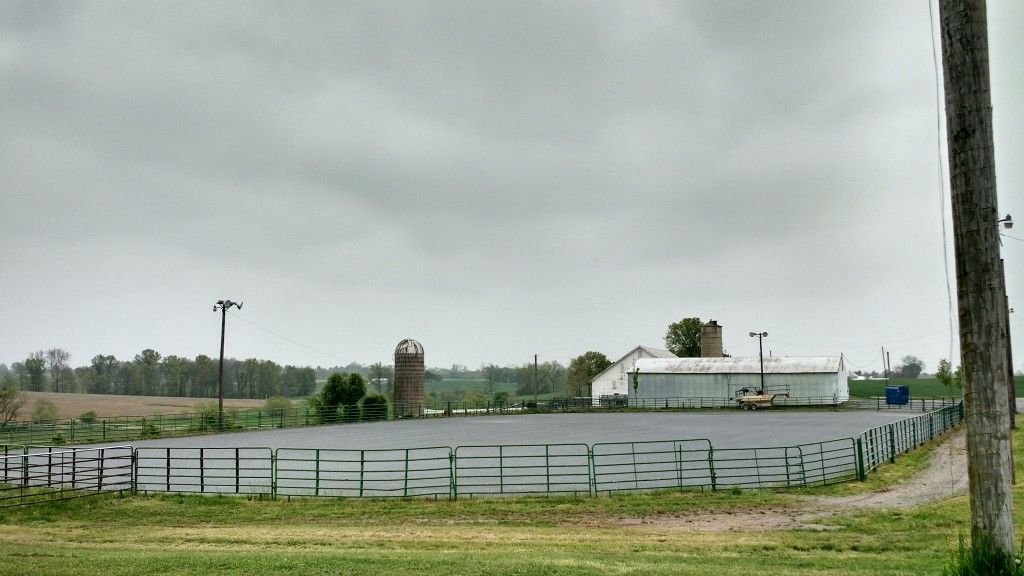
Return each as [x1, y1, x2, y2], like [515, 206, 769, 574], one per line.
[848, 376, 1024, 399]
[2, 428, 1023, 575]
[425, 379, 562, 402]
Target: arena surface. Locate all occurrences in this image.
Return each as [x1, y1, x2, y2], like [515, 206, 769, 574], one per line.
[49, 409, 929, 497]
[122, 409, 913, 451]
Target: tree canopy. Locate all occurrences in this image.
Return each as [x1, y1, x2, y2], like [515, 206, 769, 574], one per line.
[665, 317, 702, 357]
[566, 351, 613, 397]
[897, 355, 925, 379]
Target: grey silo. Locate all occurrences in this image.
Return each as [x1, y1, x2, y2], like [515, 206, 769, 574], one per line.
[393, 339, 425, 417]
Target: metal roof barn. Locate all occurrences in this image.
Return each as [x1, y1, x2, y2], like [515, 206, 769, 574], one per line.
[589, 345, 675, 405]
[630, 356, 848, 407]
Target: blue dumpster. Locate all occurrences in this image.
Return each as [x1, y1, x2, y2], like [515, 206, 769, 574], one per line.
[885, 385, 910, 405]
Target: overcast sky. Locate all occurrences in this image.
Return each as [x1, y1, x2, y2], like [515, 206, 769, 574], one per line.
[1, 1, 1021, 373]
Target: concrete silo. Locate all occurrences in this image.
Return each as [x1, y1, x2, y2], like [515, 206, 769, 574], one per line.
[393, 339, 425, 417]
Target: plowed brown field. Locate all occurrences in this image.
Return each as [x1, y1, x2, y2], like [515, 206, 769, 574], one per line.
[17, 391, 265, 420]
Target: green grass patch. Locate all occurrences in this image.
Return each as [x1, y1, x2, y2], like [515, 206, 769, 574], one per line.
[848, 376, 1024, 399]
[7, 421, 1024, 575]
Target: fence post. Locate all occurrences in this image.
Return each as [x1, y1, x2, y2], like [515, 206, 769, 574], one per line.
[588, 447, 596, 497]
[315, 449, 320, 497]
[70, 419, 75, 444]
[97, 448, 105, 492]
[545, 444, 551, 494]
[708, 446, 717, 492]
[450, 450, 457, 501]
[498, 445, 504, 494]
[103, 420, 107, 442]
[403, 448, 410, 498]
[888, 425, 896, 463]
[71, 449, 77, 489]
[132, 449, 138, 494]
[235, 448, 240, 494]
[676, 443, 683, 491]
[166, 448, 171, 492]
[855, 438, 866, 480]
[200, 448, 205, 493]
[271, 450, 277, 500]
[358, 450, 365, 497]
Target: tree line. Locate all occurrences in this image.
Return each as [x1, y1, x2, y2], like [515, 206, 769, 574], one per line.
[0, 348, 317, 399]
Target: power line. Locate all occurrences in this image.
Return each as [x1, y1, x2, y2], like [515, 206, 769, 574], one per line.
[232, 313, 349, 362]
[768, 328, 952, 351]
[928, 0, 957, 365]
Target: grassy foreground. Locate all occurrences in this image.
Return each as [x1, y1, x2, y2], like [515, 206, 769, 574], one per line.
[1, 431, 1022, 576]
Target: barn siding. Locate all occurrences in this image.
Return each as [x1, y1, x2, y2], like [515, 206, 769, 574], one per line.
[632, 372, 847, 407]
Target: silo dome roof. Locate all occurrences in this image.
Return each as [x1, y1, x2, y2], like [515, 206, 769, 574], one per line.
[395, 339, 424, 355]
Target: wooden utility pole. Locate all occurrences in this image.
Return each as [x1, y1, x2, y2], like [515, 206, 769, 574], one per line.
[939, 0, 1015, 559]
[533, 354, 539, 406]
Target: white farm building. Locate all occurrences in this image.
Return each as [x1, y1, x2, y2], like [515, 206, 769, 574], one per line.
[631, 356, 849, 407]
[589, 345, 676, 403]
[590, 320, 847, 407]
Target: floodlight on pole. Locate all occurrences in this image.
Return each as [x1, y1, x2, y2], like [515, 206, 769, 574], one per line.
[213, 299, 243, 430]
[998, 214, 1013, 229]
[749, 331, 768, 393]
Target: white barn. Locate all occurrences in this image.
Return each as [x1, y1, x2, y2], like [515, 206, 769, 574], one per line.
[631, 356, 848, 407]
[589, 345, 676, 404]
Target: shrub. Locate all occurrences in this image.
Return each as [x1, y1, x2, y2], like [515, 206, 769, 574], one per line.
[79, 410, 98, 423]
[263, 396, 292, 419]
[492, 391, 510, 405]
[361, 394, 388, 421]
[141, 422, 161, 439]
[31, 399, 59, 422]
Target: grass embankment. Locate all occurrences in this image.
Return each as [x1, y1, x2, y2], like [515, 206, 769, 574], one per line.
[3, 427, 1024, 575]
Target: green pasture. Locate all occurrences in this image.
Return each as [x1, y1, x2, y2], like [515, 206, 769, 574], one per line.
[848, 376, 1024, 399]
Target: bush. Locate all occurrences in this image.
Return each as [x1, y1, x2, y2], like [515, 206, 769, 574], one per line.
[263, 396, 292, 419]
[492, 391, 510, 405]
[79, 410, 98, 423]
[31, 399, 59, 422]
[361, 394, 388, 421]
[141, 422, 161, 439]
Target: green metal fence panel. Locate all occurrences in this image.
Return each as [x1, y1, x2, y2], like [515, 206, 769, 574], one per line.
[453, 444, 591, 496]
[275, 446, 452, 498]
[709, 446, 806, 489]
[590, 439, 713, 493]
[134, 447, 273, 495]
[0, 445, 133, 508]
[2, 402, 964, 506]
[792, 439, 858, 486]
[857, 404, 962, 475]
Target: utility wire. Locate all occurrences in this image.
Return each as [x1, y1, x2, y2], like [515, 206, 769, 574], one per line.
[232, 313, 350, 362]
[928, 0, 957, 366]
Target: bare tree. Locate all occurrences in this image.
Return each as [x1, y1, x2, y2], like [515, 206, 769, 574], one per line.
[46, 348, 71, 393]
[940, 0, 1014, 561]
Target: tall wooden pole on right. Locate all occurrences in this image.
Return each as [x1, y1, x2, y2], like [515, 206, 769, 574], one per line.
[939, 0, 1015, 559]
